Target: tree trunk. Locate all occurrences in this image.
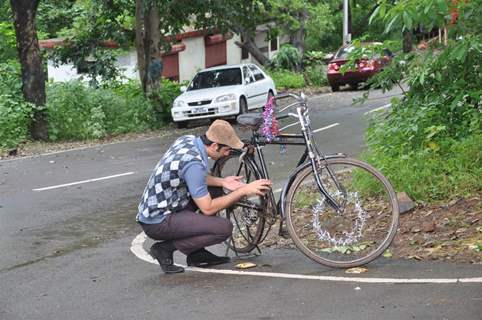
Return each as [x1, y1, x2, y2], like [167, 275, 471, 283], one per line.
[403, 30, 413, 53]
[10, 0, 48, 141]
[289, 8, 307, 71]
[135, 0, 162, 96]
[235, 30, 269, 66]
[135, 0, 146, 89]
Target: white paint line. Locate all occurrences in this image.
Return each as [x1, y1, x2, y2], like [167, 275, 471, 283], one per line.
[364, 103, 392, 115]
[312, 123, 339, 134]
[33, 171, 135, 191]
[130, 232, 482, 284]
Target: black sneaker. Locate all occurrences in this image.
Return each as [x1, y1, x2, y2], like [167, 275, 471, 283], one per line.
[186, 248, 230, 267]
[150, 241, 184, 274]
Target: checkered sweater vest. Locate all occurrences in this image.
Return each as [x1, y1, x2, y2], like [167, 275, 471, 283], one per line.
[138, 135, 204, 220]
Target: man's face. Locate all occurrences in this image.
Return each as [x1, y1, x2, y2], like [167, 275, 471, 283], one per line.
[208, 144, 232, 160]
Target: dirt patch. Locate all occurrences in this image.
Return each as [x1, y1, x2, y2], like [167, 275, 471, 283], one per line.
[260, 195, 482, 264]
[391, 195, 481, 264]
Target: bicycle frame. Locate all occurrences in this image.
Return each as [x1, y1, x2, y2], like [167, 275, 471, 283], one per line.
[232, 125, 347, 221]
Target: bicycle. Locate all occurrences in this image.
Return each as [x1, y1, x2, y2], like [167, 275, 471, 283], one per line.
[212, 93, 399, 268]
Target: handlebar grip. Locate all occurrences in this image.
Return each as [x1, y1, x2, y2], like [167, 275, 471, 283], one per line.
[276, 114, 290, 120]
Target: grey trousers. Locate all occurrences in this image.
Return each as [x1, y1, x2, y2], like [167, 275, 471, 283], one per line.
[140, 187, 233, 255]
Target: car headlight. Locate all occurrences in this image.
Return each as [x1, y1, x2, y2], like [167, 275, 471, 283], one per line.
[173, 100, 187, 108]
[215, 94, 236, 103]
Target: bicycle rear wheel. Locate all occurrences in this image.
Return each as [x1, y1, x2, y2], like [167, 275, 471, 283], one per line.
[212, 154, 266, 253]
[285, 158, 399, 268]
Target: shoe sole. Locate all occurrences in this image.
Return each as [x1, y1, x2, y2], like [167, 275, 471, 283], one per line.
[187, 259, 230, 268]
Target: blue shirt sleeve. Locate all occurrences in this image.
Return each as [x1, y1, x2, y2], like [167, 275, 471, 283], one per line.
[182, 163, 209, 198]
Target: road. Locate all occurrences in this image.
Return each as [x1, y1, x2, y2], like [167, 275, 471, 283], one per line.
[1, 88, 481, 320]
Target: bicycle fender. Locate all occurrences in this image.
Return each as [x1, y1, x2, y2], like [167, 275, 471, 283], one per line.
[279, 153, 347, 219]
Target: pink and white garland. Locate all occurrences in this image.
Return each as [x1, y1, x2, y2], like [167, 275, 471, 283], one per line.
[261, 96, 279, 142]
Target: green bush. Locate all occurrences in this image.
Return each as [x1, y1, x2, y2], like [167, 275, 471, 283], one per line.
[361, 134, 481, 201]
[0, 63, 32, 151]
[0, 93, 32, 150]
[269, 44, 302, 71]
[268, 69, 305, 90]
[304, 64, 328, 87]
[46, 78, 180, 141]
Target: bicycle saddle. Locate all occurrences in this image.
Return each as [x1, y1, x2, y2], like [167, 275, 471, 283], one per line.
[236, 113, 263, 129]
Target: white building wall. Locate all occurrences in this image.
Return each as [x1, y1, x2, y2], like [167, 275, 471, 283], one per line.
[226, 34, 242, 65]
[46, 50, 139, 83]
[178, 37, 205, 82]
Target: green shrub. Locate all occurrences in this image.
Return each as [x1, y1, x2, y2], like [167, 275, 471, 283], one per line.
[360, 134, 482, 201]
[304, 64, 328, 87]
[148, 78, 183, 122]
[269, 44, 302, 71]
[355, 34, 481, 202]
[0, 63, 32, 151]
[268, 69, 305, 89]
[0, 94, 32, 151]
[45, 78, 181, 141]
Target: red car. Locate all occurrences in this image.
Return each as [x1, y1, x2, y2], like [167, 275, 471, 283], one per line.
[327, 42, 392, 91]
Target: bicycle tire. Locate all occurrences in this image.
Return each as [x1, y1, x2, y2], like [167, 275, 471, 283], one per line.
[212, 154, 266, 253]
[285, 158, 399, 268]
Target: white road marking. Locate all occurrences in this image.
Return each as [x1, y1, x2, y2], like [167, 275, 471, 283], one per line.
[312, 123, 340, 134]
[33, 171, 135, 191]
[364, 103, 392, 115]
[130, 232, 482, 284]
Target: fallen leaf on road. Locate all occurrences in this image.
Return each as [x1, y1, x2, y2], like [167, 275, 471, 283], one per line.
[345, 267, 368, 274]
[235, 262, 257, 269]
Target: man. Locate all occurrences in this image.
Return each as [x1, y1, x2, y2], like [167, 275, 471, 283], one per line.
[137, 120, 271, 274]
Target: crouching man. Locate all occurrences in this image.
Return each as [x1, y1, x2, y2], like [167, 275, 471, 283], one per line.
[137, 120, 271, 274]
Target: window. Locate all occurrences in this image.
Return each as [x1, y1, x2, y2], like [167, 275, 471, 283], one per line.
[242, 66, 255, 84]
[188, 68, 242, 91]
[249, 65, 265, 81]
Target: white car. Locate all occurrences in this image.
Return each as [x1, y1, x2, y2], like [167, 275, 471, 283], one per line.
[171, 63, 276, 128]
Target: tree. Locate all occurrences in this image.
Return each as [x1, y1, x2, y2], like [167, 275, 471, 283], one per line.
[222, 0, 271, 66]
[134, 0, 270, 96]
[10, 0, 48, 140]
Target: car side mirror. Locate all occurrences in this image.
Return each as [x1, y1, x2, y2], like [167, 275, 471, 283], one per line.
[245, 78, 252, 84]
[324, 53, 334, 61]
[180, 85, 187, 93]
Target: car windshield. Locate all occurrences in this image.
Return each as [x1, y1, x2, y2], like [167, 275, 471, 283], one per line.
[335, 44, 390, 60]
[188, 68, 242, 91]
[335, 46, 355, 59]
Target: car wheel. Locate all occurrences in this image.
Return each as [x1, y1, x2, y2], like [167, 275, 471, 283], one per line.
[175, 121, 188, 129]
[239, 97, 248, 114]
[331, 85, 340, 92]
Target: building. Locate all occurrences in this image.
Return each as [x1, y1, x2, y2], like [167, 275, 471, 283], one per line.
[40, 25, 289, 83]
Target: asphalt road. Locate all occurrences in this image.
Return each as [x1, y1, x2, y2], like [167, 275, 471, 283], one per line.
[1, 88, 481, 320]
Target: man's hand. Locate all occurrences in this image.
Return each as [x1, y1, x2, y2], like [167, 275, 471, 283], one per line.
[222, 176, 245, 191]
[241, 179, 272, 196]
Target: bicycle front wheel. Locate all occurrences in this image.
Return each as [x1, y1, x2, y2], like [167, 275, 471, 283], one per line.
[212, 154, 266, 253]
[285, 158, 399, 268]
